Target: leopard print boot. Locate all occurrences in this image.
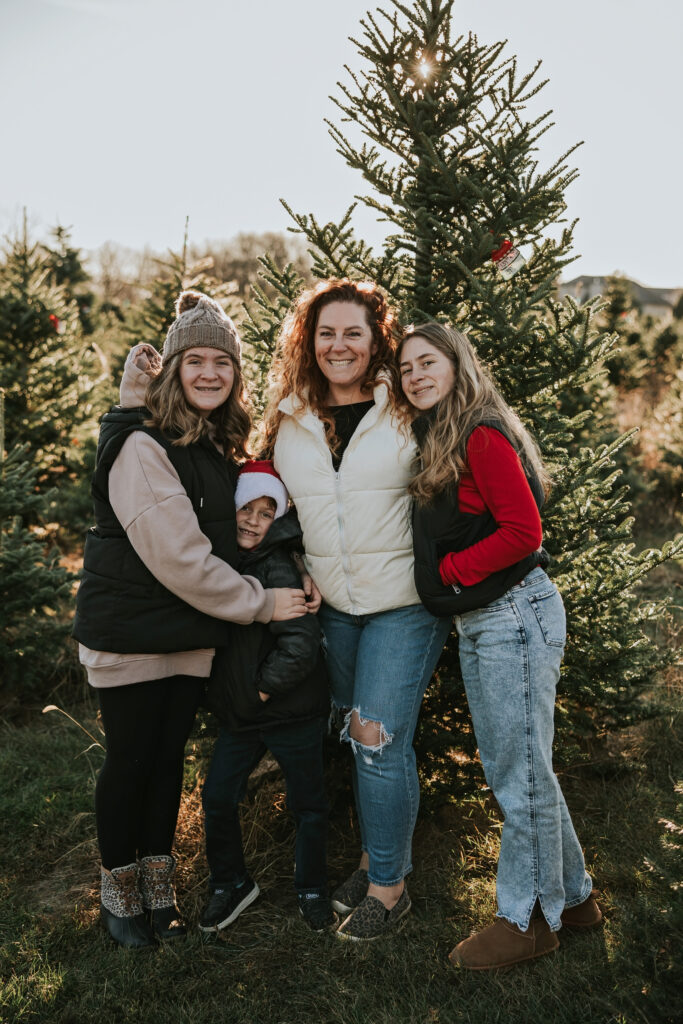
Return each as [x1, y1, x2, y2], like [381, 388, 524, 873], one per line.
[139, 854, 186, 940]
[100, 862, 156, 948]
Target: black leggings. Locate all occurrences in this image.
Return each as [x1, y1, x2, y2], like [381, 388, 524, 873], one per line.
[95, 675, 204, 869]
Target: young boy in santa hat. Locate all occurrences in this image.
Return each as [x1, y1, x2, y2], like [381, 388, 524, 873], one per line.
[200, 460, 334, 932]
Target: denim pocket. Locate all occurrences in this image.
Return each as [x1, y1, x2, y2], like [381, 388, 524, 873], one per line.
[529, 588, 566, 648]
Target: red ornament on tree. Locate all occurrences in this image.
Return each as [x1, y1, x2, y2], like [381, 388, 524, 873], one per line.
[48, 314, 65, 334]
[491, 239, 526, 279]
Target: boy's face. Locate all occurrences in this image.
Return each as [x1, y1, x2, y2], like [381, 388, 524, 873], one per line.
[236, 495, 277, 550]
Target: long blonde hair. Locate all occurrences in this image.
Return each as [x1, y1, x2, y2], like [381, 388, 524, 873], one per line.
[144, 351, 252, 462]
[260, 278, 400, 456]
[397, 323, 550, 504]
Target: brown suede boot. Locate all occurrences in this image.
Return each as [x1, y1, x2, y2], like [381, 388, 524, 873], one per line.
[560, 893, 602, 929]
[449, 917, 559, 970]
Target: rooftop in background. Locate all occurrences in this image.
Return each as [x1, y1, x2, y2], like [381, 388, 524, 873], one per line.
[559, 277, 682, 320]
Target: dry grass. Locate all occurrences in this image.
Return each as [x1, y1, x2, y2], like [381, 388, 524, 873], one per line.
[2, 695, 682, 1024]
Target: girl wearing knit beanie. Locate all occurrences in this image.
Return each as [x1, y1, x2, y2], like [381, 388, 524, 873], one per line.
[73, 290, 307, 950]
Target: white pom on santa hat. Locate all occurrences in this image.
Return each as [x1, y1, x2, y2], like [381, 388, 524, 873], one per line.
[234, 460, 289, 519]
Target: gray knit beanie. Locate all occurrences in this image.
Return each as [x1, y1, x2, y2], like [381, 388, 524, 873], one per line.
[162, 290, 241, 363]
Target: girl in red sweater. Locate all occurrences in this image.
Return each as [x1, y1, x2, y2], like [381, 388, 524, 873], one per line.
[398, 322, 601, 970]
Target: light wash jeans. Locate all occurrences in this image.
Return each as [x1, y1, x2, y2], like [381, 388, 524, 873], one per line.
[319, 602, 451, 887]
[454, 567, 592, 931]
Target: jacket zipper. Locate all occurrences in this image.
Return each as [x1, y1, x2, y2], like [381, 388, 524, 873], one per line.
[334, 468, 356, 614]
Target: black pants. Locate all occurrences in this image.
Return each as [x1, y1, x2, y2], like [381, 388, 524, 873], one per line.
[96, 674, 203, 869]
[202, 718, 329, 894]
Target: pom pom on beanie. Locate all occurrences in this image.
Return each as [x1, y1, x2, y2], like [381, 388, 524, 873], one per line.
[163, 290, 241, 363]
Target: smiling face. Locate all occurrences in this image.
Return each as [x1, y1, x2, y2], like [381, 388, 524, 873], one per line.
[314, 301, 377, 405]
[179, 347, 235, 416]
[399, 335, 456, 410]
[235, 495, 277, 550]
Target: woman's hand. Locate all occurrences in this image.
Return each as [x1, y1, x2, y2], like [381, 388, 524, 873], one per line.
[125, 343, 162, 376]
[271, 587, 308, 621]
[304, 578, 322, 614]
[291, 552, 322, 613]
[258, 690, 271, 702]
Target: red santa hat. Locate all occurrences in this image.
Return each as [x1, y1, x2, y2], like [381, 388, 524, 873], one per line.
[234, 460, 289, 519]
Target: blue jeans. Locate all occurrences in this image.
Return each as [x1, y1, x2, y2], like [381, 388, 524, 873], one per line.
[202, 718, 329, 894]
[319, 602, 451, 887]
[454, 568, 592, 931]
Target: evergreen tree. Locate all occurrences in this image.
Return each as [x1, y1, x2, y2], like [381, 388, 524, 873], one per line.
[126, 220, 238, 354]
[192, 232, 312, 302]
[598, 275, 683, 390]
[244, 0, 683, 791]
[0, 219, 102, 502]
[652, 368, 683, 510]
[0, 392, 74, 699]
[43, 225, 96, 335]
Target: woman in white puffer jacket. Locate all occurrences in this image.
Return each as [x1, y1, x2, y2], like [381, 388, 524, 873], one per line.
[263, 278, 450, 942]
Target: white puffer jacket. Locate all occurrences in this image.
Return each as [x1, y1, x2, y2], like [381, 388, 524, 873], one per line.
[273, 380, 420, 615]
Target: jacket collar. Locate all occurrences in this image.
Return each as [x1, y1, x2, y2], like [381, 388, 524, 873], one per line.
[278, 377, 392, 443]
[236, 508, 302, 568]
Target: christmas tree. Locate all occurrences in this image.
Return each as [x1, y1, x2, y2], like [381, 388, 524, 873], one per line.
[0, 217, 102, 502]
[43, 225, 96, 335]
[597, 275, 683, 513]
[126, 219, 238, 354]
[0, 391, 73, 701]
[244, 0, 683, 789]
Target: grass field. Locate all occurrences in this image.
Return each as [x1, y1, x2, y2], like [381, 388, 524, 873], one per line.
[1, 677, 681, 1024]
[2, 503, 682, 1024]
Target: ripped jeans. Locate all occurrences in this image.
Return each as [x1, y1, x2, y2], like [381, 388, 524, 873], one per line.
[319, 602, 451, 886]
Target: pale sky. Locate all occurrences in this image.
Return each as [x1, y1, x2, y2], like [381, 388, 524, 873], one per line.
[1, 0, 681, 287]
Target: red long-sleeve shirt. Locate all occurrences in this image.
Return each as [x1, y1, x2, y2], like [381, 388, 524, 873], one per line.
[438, 426, 543, 588]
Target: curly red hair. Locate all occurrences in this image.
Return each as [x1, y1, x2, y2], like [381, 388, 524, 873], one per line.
[261, 279, 400, 455]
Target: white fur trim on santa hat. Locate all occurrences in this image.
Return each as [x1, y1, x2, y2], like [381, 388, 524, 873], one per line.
[234, 460, 289, 519]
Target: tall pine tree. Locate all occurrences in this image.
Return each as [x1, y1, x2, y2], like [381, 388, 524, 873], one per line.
[244, 0, 683, 790]
[0, 391, 73, 701]
[126, 220, 238, 353]
[0, 218, 102, 499]
[43, 225, 96, 335]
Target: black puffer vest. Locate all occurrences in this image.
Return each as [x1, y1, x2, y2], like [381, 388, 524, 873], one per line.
[411, 414, 546, 616]
[72, 406, 239, 654]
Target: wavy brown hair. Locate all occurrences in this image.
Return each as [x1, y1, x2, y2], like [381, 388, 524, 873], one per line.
[261, 279, 401, 456]
[144, 351, 252, 461]
[397, 323, 551, 504]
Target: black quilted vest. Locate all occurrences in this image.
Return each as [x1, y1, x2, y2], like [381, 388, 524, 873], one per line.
[72, 406, 239, 654]
[411, 414, 546, 616]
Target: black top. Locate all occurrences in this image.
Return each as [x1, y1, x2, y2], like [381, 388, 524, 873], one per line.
[328, 400, 374, 470]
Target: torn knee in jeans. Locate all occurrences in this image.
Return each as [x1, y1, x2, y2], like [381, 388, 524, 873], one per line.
[341, 708, 393, 765]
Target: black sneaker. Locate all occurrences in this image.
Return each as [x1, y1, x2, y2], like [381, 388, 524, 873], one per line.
[198, 878, 260, 932]
[297, 892, 338, 931]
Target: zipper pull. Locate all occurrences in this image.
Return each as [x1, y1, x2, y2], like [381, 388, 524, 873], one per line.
[200, 497, 204, 508]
